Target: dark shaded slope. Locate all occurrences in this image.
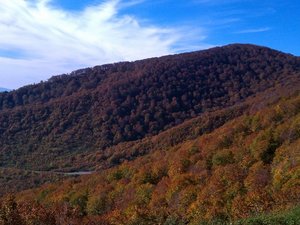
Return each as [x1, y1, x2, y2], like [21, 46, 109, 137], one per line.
[0, 44, 300, 169]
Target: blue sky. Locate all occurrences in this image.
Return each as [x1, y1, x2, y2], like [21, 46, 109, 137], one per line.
[0, 0, 299, 89]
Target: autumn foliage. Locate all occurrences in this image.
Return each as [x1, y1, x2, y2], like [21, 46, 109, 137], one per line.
[1, 92, 298, 224]
[0, 44, 300, 224]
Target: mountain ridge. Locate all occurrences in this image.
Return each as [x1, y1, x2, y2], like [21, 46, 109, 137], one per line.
[1, 44, 299, 110]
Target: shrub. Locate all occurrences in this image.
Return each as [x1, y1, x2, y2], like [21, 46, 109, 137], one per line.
[212, 150, 235, 166]
[235, 206, 300, 225]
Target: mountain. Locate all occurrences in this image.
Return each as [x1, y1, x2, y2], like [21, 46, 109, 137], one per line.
[0, 87, 10, 92]
[0, 44, 300, 224]
[0, 44, 299, 172]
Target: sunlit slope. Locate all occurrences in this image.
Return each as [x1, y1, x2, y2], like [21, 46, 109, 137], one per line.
[11, 90, 300, 224]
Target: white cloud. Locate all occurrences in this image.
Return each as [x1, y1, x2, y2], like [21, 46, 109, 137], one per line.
[0, 0, 208, 89]
[193, 0, 249, 5]
[235, 27, 271, 34]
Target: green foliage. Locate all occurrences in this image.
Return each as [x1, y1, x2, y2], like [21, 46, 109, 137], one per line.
[69, 191, 89, 216]
[135, 183, 153, 205]
[217, 135, 233, 149]
[86, 194, 108, 215]
[260, 138, 281, 164]
[107, 165, 133, 182]
[271, 105, 285, 124]
[137, 166, 167, 185]
[188, 146, 199, 156]
[235, 206, 300, 225]
[36, 189, 51, 203]
[248, 115, 262, 133]
[164, 215, 186, 225]
[108, 169, 124, 181]
[212, 150, 235, 166]
[250, 129, 282, 164]
[272, 140, 300, 190]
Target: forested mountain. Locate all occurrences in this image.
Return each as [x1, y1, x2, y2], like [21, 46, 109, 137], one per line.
[2, 87, 300, 225]
[0, 44, 300, 171]
[0, 44, 300, 224]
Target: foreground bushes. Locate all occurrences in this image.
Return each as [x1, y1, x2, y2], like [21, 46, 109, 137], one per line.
[235, 206, 300, 225]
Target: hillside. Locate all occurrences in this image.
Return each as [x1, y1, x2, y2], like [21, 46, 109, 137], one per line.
[3, 88, 300, 225]
[0, 44, 300, 171]
[0, 44, 299, 224]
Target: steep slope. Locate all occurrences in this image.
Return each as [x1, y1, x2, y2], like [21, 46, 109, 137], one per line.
[0, 44, 299, 170]
[5, 89, 300, 225]
[0, 86, 287, 196]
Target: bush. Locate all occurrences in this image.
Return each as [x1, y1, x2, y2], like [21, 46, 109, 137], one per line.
[87, 195, 108, 215]
[212, 150, 235, 166]
[235, 206, 300, 225]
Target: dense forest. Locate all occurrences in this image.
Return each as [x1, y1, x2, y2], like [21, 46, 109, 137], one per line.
[0, 44, 300, 171]
[1, 89, 300, 225]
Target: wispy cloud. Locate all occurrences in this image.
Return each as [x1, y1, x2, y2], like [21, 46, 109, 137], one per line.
[192, 0, 250, 6]
[0, 0, 208, 89]
[235, 27, 271, 34]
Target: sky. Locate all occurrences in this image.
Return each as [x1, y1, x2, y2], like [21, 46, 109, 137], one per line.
[0, 0, 299, 89]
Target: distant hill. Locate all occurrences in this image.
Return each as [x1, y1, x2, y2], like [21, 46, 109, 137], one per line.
[0, 44, 299, 171]
[0, 87, 10, 92]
